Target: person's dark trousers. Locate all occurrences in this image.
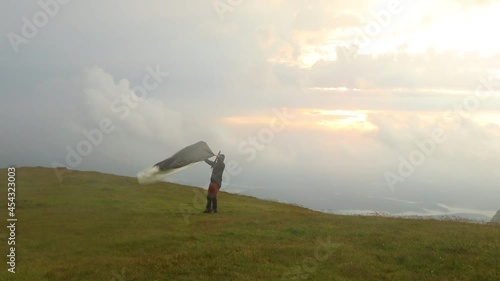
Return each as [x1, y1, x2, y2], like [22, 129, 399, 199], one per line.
[212, 196, 217, 211]
[205, 196, 212, 210]
[205, 181, 220, 212]
[205, 195, 218, 212]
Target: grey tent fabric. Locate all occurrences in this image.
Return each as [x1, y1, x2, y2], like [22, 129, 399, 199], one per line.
[137, 141, 215, 184]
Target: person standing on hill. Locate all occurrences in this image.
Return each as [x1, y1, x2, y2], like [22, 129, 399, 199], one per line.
[203, 153, 225, 213]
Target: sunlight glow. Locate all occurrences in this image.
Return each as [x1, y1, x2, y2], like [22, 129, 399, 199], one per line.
[269, 2, 500, 68]
[222, 108, 500, 134]
[300, 109, 377, 131]
[222, 109, 378, 132]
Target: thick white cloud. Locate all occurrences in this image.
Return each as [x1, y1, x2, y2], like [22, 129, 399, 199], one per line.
[310, 48, 498, 89]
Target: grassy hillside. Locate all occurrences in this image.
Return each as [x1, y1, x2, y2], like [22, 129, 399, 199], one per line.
[1, 167, 499, 281]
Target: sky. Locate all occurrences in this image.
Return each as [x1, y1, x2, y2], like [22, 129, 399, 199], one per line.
[2, 0, 500, 218]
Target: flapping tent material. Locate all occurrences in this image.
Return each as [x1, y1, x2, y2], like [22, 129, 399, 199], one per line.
[137, 141, 215, 184]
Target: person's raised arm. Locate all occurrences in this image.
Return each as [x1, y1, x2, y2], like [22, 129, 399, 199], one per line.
[205, 159, 215, 166]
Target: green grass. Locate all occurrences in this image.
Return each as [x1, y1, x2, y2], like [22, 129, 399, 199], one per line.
[0, 167, 499, 281]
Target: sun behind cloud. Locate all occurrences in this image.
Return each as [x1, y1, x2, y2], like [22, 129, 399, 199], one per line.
[267, 0, 500, 68]
[222, 108, 378, 132]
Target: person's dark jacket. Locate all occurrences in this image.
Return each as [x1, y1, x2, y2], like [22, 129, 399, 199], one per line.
[205, 157, 225, 188]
